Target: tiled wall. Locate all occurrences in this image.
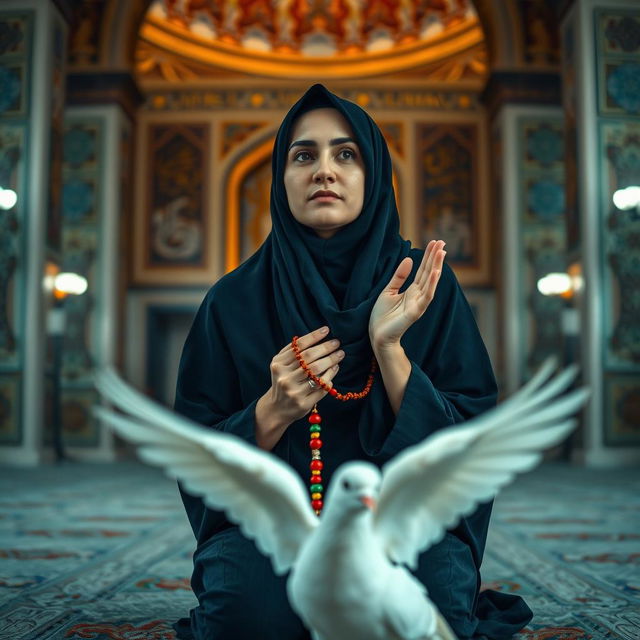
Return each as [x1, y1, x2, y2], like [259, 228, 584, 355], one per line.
[0, 9, 32, 448]
[594, 8, 640, 447]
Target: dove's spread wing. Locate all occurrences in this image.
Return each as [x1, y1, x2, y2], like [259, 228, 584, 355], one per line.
[374, 359, 589, 568]
[94, 368, 317, 574]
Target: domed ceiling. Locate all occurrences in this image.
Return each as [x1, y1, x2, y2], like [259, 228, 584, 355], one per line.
[136, 0, 487, 81]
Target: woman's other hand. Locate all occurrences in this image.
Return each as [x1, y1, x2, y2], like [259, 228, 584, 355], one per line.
[255, 327, 343, 450]
[368, 240, 446, 351]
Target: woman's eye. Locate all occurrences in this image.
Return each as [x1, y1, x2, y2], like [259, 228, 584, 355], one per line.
[338, 149, 355, 161]
[293, 151, 312, 162]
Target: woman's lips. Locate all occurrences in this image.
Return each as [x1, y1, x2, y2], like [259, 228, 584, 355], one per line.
[310, 191, 341, 202]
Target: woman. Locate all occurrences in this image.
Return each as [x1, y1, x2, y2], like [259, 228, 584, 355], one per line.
[173, 84, 532, 640]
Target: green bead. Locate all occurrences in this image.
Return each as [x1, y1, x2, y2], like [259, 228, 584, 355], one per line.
[310, 483, 323, 493]
[309, 424, 321, 432]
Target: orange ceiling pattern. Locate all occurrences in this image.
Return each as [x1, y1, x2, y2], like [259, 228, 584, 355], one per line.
[158, 0, 473, 53]
[137, 0, 486, 80]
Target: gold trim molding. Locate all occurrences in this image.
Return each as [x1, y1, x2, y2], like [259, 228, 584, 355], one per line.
[145, 88, 481, 112]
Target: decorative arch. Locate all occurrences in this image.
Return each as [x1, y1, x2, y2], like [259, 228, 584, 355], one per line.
[225, 136, 275, 272]
[100, 0, 150, 68]
[95, 0, 527, 77]
[471, 0, 524, 70]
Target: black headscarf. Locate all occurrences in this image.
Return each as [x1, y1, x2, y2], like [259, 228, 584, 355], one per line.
[264, 84, 411, 383]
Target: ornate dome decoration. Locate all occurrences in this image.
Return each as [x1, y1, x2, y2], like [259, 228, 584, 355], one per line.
[136, 0, 487, 81]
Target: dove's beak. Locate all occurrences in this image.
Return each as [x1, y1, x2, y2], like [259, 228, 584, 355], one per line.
[359, 495, 377, 511]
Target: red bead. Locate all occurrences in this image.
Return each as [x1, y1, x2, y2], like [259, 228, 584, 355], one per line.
[308, 413, 322, 424]
[309, 438, 323, 449]
[310, 460, 323, 470]
[311, 499, 323, 511]
[310, 476, 322, 484]
[329, 388, 338, 396]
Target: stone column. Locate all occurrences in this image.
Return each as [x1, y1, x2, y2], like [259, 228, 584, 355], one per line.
[483, 73, 568, 396]
[57, 72, 141, 460]
[562, 0, 640, 466]
[0, 0, 68, 464]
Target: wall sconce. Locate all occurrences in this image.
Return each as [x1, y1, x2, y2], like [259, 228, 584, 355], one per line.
[537, 261, 583, 300]
[44, 263, 88, 302]
[613, 186, 640, 212]
[536, 273, 582, 299]
[0, 186, 17, 210]
[53, 272, 88, 299]
[45, 265, 89, 462]
[538, 262, 583, 373]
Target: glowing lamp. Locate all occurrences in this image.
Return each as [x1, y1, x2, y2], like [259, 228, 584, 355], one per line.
[0, 186, 17, 210]
[54, 272, 88, 298]
[537, 273, 572, 296]
[613, 186, 640, 211]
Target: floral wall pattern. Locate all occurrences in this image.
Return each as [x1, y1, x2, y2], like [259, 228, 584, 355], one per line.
[601, 119, 640, 446]
[55, 118, 105, 447]
[518, 118, 566, 379]
[417, 123, 479, 268]
[561, 15, 579, 254]
[595, 7, 640, 447]
[598, 11, 640, 116]
[145, 124, 210, 269]
[0, 9, 32, 445]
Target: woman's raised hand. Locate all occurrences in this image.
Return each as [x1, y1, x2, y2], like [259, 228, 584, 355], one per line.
[368, 240, 446, 351]
[255, 327, 343, 449]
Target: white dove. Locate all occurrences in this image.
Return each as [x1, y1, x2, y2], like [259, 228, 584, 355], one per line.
[94, 359, 588, 640]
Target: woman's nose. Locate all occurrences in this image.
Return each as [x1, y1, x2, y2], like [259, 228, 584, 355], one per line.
[313, 155, 336, 183]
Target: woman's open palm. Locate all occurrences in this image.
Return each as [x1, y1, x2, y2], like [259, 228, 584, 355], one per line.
[369, 240, 446, 349]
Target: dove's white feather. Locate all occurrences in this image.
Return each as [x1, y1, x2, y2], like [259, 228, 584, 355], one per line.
[500, 362, 574, 415]
[93, 370, 318, 574]
[375, 362, 589, 568]
[379, 564, 437, 639]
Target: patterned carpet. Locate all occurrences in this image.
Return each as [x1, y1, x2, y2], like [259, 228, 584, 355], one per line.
[0, 461, 638, 640]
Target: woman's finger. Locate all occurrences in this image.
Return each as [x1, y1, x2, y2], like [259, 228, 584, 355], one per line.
[385, 257, 413, 294]
[424, 258, 444, 300]
[424, 240, 444, 277]
[300, 337, 341, 367]
[290, 326, 330, 352]
[305, 348, 345, 376]
[310, 363, 340, 396]
[416, 240, 444, 290]
[420, 248, 446, 294]
[279, 326, 330, 364]
[415, 240, 435, 284]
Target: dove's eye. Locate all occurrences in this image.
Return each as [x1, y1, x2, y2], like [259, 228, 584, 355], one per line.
[342, 479, 352, 490]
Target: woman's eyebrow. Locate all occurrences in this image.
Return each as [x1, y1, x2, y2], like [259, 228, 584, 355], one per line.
[288, 137, 357, 151]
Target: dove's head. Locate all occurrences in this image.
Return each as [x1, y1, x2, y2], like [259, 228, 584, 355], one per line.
[325, 462, 381, 518]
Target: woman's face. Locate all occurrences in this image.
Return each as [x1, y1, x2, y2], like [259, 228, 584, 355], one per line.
[284, 108, 365, 239]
